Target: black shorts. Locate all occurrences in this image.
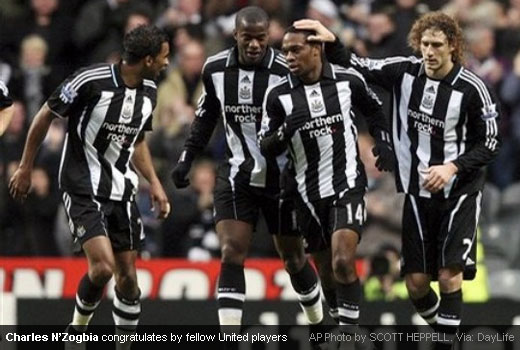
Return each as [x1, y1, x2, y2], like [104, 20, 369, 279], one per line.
[295, 188, 367, 253]
[62, 192, 144, 252]
[213, 174, 299, 236]
[401, 191, 482, 281]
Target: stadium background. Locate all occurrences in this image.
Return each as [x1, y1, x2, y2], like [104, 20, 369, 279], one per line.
[1, 0, 520, 345]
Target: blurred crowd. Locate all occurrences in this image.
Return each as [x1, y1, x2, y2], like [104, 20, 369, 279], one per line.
[1, 0, 520, 297]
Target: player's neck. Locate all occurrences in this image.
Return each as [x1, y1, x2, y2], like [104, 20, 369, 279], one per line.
[425, 61, 454, 80]
[120, 62, 144, 88]
[300, 60, 323, 85]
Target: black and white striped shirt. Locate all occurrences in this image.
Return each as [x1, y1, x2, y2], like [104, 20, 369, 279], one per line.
[47, 63, 156, 201]
[0, 80, 12, 108]
[349, 55, 501, 199]
[183, 46, 289, 189]
[260, 63, 389, 203]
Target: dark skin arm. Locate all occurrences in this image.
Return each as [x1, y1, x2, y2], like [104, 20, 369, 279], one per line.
[9, 103, 56, 202]
[132, 137, 170, 219]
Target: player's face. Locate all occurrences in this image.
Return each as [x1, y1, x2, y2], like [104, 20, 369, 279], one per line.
[282, 32, 320, 78]
[420, 29, 454, 78]
[146, 42, 170, 79]
[234, 20, 269, 66]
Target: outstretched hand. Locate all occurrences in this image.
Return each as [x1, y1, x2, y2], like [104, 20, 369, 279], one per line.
[293, 19, 336, 43]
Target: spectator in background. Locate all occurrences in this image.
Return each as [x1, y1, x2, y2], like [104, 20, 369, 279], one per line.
[442, 0, 505, 28]
[498, 50, 520, 186]
[73, 0, 154, 64]
[156, 0, 203, 29]
[0, 0, 75, 81]
[364, 244, 408, 301]
[151, 40, 206, 178]
[465, 25, 505, 88]
[495, 0, 520, 61]
[0, 103, 27, 256]
[22, 166, 60, 255]
[9, 35, 60, 121]
[268, 16, 287, 49]
[186, 160, 220, 261]
[364, 8, 402, 57]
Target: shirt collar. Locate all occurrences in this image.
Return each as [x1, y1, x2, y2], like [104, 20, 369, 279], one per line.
[112, 62, 144, 89]
[226, 46, 274, 69]
[418, 62, 463, 85]
[289, 60, 335, 87]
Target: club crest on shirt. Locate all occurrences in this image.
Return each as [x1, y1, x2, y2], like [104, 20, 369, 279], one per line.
[239, 86, 251, 100]
[121, 95, 133, 120]
[481, 103, 498, 120]
[59, 82, 78, 104]
[421, 94, 434, 110]
[311, 99, 324, 114]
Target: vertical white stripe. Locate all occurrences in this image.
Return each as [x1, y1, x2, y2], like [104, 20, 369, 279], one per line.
[304, 84, 327, 118]
[443, 91, 463, 198]
[126, 202, 134, 250]
[409, 195, 427, 272]
[467, 191, 482, 263]
[237, 69, 254, 105]
[62, 192, 75, 234]
[226, 124, 245, 184]
[336, 81, 358, 188]
[417, 129, 431, 198]
[316, 134, 334, 198]
[241, 122, 266, 187]
[58, 133, 69, 188]
[303, 84, 334, 197]
[419, 79, 440, 115]
[118, 88, 136, 123]
[293, 132, 309, 200]
[443, 194, 468, 266]
[84, 91, 114, 196]
[397, 74, 415, 194]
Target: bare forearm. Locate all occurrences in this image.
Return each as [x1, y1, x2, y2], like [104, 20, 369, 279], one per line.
[19, 103, 55, 170]
[0, 105, 14, 136]
[132, 139, 160, 185]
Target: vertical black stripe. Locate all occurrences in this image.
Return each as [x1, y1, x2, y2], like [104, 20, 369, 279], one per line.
[430, 85, 451, 200]
[393, 84, 405, 193]
[407, 77, 425, 195]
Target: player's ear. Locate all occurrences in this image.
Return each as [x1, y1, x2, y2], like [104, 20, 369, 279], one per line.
[144, 55, 154, 67]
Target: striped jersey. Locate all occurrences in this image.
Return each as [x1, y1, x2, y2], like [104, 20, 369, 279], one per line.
[260, 63, 389, 203]
[0, 80, 12, 108]
[349, 55, 501, 199]
[47, 63, 157, 201]
[183, 46, 289, 189]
